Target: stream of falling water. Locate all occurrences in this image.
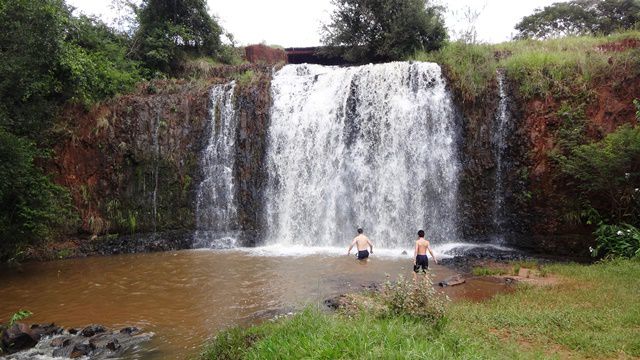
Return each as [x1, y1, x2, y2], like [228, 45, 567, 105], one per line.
[492, 70, 511, 244]
[193, 81, 239, 248]
[265, 62, 461, 248]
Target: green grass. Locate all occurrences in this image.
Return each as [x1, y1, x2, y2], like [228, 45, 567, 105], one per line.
[411, 31, 640, 103]
[414, 41, 497, 103]
[200, 259, 640, 359]
[471, 266, 508, 276]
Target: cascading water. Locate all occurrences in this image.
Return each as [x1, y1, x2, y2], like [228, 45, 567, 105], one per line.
[264, 62, 460, 248]
[193, 81, 239, 248]
[152, 111, 160, 234]
[492, 69, 511, 244]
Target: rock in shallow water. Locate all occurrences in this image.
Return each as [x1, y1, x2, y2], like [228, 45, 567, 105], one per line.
[1, 323, 38, 354]
[2, 323, 153, 359]
[438, 274, 466, 287]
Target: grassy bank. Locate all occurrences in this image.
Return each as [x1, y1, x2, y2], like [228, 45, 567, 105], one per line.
[414, 31, 640, 102]
[200, 259, 640, 359]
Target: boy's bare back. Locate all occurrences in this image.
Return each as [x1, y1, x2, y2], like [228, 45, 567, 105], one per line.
[415, 238, 429, 255]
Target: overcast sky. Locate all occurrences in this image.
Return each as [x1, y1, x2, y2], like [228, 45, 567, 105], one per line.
[66, 0, 569, 47]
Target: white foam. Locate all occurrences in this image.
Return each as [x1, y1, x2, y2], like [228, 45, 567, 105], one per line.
[194, 242, 515, 260]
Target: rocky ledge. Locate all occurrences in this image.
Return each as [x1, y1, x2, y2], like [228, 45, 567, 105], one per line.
[1, 323, 152, 359]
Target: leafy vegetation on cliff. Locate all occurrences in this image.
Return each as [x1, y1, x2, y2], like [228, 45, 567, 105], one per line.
[201, 259, 640, 359]
[0, 0, 244, 261]
[0, 129, 76, 261]
[556, 124, 640, 226]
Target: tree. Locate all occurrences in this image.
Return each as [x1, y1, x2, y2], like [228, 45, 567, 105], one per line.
[320, 0, 447, 63]
[0, 129, 75, 261]
[0, 0, 138, 261]
[515, 0, 640, 39]
[0, 0, 141, 139]
[0, 0, 70, 138]
[132, 0, 223, 74]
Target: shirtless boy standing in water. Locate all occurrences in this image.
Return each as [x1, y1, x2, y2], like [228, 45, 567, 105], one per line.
[414, 229, 437, 281]
[347, 228, 373, 260]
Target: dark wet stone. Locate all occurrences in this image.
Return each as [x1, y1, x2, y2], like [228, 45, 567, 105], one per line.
[438, 274, 466, 287]
[50, 336, 72, 347]
[7, 322, 153, 359]
[53, 344, 74, 357]
[89, 334, 121, 351]
[70, 343, 92, 358]
[1, 323, 38, 354]
[30, 323, 63, 338]
[80, 324, 106, 337]
[119, 326, 140, 335]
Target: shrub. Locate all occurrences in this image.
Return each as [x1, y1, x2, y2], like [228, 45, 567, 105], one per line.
[556, 124, 640, 226]
[0, 129, 77, 261]
[380, 275, 449, 322]
[592, 223, 640, 259]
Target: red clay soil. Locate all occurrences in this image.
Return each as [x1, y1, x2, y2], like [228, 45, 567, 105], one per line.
[51, 79, 217, 234]
[524, 71, 640, 236]
[595, 38, 640, 52]
[244, 44, 287, 65]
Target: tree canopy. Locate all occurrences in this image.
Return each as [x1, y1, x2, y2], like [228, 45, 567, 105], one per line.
[0, 0, 139, 260]
[0, 0, 141, 139]
[515, 0, 640, 39]
[321, 0, 447, 63]
[132, 0, 223, 74]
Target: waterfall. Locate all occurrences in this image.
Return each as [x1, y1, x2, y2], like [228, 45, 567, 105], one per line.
[193, 82, 239, 248]
[264, 62, 460, 248]
[492, 70, 511, 244]
[152, 111, 160, 234]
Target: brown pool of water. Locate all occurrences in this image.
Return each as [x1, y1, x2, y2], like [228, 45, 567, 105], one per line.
[0, 250, 509, 359]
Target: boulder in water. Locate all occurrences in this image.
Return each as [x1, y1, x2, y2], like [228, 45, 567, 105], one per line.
[5, 323, 153, 359]
[438, 274, 466, 287]
[1, 323, 38, 354]
[80, 324, 106, 337]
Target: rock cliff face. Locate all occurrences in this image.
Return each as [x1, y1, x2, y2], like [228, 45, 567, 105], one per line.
[51, 66, 275, 250]
[443, 61, 639, 256]
[518, 70, 640, 255]
[50, 60, 638, 256]
[233, 68, 273, 245]
[53, 80, 215, 238]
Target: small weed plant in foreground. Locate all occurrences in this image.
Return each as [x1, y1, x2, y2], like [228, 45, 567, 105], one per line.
[380, 274, 449, 322]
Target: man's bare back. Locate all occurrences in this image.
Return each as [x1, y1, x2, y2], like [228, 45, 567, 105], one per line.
[347, 229, 373, 260]
[413, 230, 437, 280]
[353, 234, 372, 251]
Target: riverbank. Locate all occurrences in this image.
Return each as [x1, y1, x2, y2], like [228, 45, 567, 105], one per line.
[200, 259, 640, 359]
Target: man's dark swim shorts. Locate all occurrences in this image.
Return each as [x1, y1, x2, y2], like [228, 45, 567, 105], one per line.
[413, 255, 429, 273]
[357, 250, 369, 260]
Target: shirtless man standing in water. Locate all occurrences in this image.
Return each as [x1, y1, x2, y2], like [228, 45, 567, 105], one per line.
[414, 229, 438, 282]
[347, 228, 373, 260]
